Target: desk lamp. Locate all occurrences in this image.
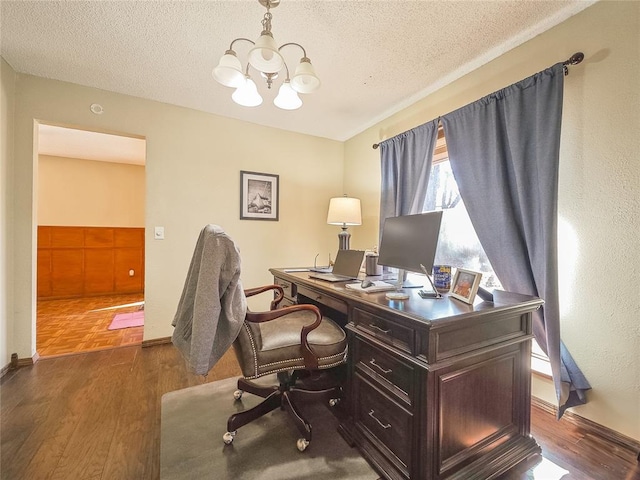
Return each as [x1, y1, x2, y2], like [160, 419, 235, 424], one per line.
[327, 195, 362, 250]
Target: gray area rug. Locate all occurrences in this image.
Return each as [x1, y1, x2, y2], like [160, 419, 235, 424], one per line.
[161, 375, 379, 480]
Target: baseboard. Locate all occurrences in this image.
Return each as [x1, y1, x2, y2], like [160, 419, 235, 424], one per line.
[532, 396, 640, 454]
[142, 336, 172, 348]
[1, 352, 40, 377]
[17, 352, 40, 367]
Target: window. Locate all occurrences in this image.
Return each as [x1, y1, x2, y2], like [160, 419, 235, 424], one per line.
[423, 129, 502, 289]
[422, 129, 551, 376]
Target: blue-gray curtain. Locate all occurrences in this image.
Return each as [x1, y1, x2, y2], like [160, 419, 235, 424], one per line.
[379, 120, 439, 242]
[441, 63, 590, 416]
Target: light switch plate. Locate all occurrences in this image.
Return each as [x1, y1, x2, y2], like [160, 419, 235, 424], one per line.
[154, 226, 165, 240]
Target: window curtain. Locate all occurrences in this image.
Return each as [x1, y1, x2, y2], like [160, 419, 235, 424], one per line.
[378, 120, 439, 241]
[441, 63, 590, 416]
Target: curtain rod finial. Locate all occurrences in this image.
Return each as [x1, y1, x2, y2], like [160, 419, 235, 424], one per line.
[565, 52, 584, 66]
[563, 52, 584, 75]
[372, 143, 380, 149]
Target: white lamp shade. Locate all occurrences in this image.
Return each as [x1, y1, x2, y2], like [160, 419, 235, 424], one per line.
[212, 52, 245, 88]
[274, 80, 302, 110]
[291, 59, 320, 94]
[327, 197, 362, 225]
[232, 77, 263, 107]
[248, 33, 284, 73]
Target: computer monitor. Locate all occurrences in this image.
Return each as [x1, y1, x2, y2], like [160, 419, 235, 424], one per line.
[378, 210, 443, 289]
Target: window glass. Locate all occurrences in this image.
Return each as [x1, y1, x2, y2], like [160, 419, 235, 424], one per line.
[424, 160, 502, 289]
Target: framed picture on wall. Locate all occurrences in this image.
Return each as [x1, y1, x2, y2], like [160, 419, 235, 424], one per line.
[449, 268, 482, 304]
[240, 171, 279, 221]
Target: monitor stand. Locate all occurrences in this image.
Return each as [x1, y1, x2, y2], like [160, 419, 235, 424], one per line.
[396, 269, 423, 289]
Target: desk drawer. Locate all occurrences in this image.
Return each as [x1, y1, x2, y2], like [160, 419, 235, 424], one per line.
[297, 285, 348, 314]
[355, 337, 414, 407]
[353, 308, 414, 355]
[273, 277, 296, 301]
[354, 373, 413, 474]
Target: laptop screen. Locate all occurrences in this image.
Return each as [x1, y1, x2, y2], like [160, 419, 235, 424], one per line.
[331, 250, 365, 277]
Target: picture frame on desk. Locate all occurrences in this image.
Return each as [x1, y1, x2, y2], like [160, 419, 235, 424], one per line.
[449, 268, 482, 304]
[240, 171, 279, 221]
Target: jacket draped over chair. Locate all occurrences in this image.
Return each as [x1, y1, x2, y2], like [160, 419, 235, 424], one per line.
[172, 224, 247, 375]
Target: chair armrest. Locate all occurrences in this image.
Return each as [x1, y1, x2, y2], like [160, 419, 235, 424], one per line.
[245, 304, 322, 370]
[244, 284, 284, 311]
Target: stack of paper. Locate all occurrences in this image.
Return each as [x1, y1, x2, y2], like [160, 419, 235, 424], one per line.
[345, 281, 397, 293]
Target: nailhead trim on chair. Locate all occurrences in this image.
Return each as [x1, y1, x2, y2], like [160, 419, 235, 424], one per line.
[243, 350, 348, 380]
[242, 323, 260, 378]
[243, 357, 348, 380]
[260, 350, 346, 369]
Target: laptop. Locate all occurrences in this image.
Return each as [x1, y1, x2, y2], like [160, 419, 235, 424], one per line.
[309, 250, 365, 282]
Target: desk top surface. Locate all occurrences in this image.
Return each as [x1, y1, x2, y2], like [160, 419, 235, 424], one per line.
[270, 268, 542, 327]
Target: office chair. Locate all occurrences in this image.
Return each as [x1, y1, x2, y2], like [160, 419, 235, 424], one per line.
[223, 284, 348, 451]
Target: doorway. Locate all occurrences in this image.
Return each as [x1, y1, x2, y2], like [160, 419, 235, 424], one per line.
[35, 123, 147, 357]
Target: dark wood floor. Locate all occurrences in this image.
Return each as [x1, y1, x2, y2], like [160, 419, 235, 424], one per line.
[1, 344, 638, 480]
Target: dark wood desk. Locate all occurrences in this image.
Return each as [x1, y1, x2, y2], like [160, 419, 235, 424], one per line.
[271, 268, 543, 480]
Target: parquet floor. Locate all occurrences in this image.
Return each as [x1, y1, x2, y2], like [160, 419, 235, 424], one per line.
[36, 293, 145, 357]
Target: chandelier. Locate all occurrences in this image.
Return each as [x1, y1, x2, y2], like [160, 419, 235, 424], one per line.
[212, 0, 320, 110]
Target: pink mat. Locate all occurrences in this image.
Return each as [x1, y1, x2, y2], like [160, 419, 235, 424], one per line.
[108, 310, 144, 330]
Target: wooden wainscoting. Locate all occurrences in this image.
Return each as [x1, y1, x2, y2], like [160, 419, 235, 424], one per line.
[38, 226, 145, 299]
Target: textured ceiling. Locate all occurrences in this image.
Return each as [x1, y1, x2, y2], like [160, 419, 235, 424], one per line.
[2, 1, 594, 143]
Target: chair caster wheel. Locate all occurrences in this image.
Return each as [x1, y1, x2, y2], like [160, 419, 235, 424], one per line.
[329, 398, 340, 407]
[223, 431, 236, 445]
[296, 438, 310, 452]
[233, 389, 243, 400]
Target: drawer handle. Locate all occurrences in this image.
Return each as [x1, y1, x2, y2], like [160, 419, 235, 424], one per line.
[368, 410, 391, 430]
[369, 358, 392, 374]
[369, 323, 391, 334]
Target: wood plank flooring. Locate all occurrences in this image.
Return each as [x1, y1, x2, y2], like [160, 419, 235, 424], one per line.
[1, 344, 638, 480]
[37, 294, 145, 357]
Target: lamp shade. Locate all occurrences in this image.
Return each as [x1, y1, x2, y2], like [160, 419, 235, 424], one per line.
[327, 197, 362, 226]
[232, 76, 263, 107]
[291, 58, 320, 94]
[248, 33, 284, 73]
[274, 80, 302, 110]
[212, 51, 245, 88]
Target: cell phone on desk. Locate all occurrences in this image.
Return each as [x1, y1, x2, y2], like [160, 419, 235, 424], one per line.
[418, 289, 441, 299]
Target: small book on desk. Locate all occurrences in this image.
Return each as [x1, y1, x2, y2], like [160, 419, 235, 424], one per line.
[345, 281, 397, 293]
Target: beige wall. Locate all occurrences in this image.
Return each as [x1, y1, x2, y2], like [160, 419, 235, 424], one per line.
[3, 0, 638, 442]
[344, 2, 640, 440]
[9, 74, 344, 358]
[38, 155, 145, 227]
[1, 58, 16, 368]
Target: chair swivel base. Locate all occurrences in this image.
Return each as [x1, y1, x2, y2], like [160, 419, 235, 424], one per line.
[223, 371, 343, 451]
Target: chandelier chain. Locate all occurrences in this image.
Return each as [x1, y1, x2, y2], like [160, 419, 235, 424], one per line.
[261, 12, 273, 34]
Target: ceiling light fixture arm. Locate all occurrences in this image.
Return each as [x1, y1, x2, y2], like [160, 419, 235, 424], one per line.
[227, 37, 255, 53]
[279, 42, 308, 59]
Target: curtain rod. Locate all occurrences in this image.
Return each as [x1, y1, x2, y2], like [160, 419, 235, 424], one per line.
[372, 51, 584, 150]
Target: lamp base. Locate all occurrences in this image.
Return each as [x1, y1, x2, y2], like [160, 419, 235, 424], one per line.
[338, 228, 351, 250]
[259, 0, 280, 8]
